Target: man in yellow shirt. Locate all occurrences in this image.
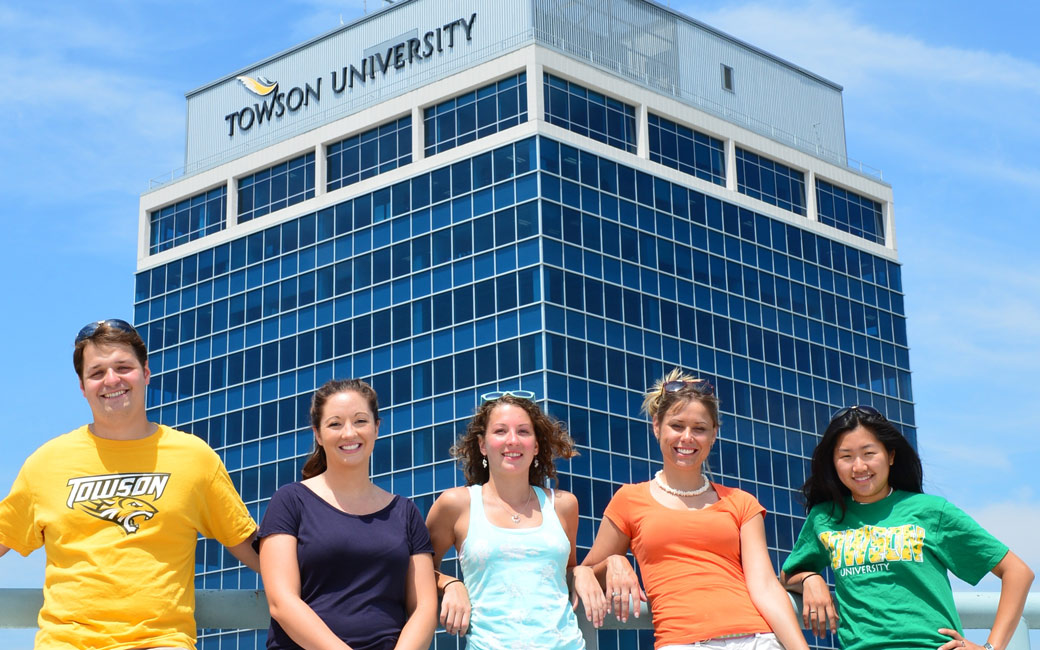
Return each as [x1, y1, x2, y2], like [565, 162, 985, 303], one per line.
[0, 319, 259, 650]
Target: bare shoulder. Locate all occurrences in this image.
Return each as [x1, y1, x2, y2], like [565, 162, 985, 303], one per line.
[553, 489, 579, 514]
[429, 486, 471, 518]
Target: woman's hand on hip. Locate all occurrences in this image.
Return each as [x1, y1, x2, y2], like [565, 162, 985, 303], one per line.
[938, 628, 984, 650]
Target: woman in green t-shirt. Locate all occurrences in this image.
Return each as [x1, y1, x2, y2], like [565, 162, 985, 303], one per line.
[780, 405, 1033, 650]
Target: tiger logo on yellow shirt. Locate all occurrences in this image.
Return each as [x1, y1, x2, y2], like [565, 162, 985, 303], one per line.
[78, 497, 159, 534]
[65, 473, 169, 535]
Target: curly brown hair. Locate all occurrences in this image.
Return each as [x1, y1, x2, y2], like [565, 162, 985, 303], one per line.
[451, 395, 577, 486]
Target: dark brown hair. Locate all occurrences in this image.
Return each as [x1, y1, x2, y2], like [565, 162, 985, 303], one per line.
[73, 321, 148, 380]
[451, 395, 576, 486]
[301, 378, 381, 479]
[642, 368, 720, 428]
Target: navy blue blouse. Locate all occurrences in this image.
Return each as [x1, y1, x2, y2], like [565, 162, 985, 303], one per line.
[258, 482, 432, 650]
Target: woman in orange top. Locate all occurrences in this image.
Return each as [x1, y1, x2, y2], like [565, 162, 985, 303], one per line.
[573, 369, 808, 650]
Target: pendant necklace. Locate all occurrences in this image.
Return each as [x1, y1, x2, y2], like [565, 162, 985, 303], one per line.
[497, 486, 534, 524]
[654, 470, 711, 497]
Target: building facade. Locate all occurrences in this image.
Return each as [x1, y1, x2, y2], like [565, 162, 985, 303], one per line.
[135, 1, 913, 648]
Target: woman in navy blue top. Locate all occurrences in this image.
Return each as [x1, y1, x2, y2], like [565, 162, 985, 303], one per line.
[257, 379, 437, 650]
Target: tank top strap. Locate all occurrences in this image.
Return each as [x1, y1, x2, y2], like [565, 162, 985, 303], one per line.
[533, 485, 565, 531]
[535, 485, 553, 510]
[467, 484, 488, 532]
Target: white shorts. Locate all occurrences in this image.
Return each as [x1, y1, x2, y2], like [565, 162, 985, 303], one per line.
[660, 632, 784, 650]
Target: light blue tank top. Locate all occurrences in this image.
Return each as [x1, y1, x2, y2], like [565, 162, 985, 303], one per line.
[460, 484, 585, 650]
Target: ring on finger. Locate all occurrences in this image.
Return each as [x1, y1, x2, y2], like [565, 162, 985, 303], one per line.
[611, 591, 620, 597]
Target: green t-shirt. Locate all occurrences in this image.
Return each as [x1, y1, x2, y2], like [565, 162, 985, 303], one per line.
[782, 491, 1008, 650]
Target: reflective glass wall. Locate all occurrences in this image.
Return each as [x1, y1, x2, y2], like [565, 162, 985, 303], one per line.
[135, 134, 910, 649]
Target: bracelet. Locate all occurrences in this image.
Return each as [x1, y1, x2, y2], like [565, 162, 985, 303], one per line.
[443, 578, 463, 590]
[799, 572, 822, 586]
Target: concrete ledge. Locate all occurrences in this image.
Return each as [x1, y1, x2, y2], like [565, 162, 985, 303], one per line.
[1, 588, 1036, 649]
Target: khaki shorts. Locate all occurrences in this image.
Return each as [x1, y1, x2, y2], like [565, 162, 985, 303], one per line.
[661, 632, 784, 650]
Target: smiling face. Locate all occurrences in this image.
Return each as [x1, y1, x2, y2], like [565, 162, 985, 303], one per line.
[833, 425, 895, 504]
[79, 342, 151, 423]
[652, 398, 717, 471]
[478, 403, 538, 477]
[315, 390, 379, 470]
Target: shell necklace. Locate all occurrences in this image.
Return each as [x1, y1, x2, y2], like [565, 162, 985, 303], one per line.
[654, 470, 711, 497]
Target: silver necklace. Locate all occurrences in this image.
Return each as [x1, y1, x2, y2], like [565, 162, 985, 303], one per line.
[852, 486, 894, 504]
[654, 470, 711, 497]
[496, 486, 534, 524]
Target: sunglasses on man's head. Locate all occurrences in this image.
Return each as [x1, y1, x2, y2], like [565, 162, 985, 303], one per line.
[661, 379, 715, 396]
[829, 404, 885, 423]
[481, 390, 536, 403]
[75, 319, 138, 344]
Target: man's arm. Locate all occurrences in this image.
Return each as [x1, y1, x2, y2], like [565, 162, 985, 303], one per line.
[225, 532, 260, 572]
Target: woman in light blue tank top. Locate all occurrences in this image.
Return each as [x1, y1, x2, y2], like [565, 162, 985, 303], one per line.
[426, 391, 586, 649]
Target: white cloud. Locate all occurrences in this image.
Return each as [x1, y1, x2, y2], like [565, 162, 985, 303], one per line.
[0, 4, 141, 59]
[922, 443, 1014, 474]
[678, 1, 1040, 191]
[950, 500, 1040, 590]
[891, 205, 1040, 390]
[884, 130, 1040, 196]
[0, 5, 186, 262]
[684, 2, 1040, 94]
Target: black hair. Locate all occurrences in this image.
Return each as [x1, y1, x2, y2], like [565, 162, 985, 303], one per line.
[802, 409, 923, 521]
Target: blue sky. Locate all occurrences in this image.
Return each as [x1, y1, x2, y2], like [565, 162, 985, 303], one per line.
[1, 1, 1037, 646]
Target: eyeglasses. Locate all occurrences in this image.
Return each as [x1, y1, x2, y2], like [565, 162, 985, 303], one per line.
[829, 405, 885, 423]
[481, 390, 536, 402]
[661, 379, 715, 396]
[75, 319, 138, 344]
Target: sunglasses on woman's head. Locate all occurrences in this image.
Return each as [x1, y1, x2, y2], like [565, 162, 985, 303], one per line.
[75, 318, 138, 344]
[481, 390, 536, 403]
[829, 405, 885, 423]
[661, 379, 715, 396]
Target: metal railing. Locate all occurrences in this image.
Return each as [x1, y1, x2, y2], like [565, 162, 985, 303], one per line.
[1, 589, 1036, 648]
[576, 593, 1039, 650]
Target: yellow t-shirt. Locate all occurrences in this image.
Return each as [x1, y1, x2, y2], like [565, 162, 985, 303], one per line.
[0, 424, 256, 650]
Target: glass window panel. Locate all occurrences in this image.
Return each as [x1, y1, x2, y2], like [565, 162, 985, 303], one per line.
[543, 73, 635, 154]
[647, 113, 725, 186]
[424, 72, 527, 157]
[816, 179, 884, 244]
[326, 118, 411, 192]
[149, 186, 227, 254]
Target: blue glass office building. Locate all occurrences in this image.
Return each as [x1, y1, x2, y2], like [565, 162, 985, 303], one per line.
[136, 1, 912, 648]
